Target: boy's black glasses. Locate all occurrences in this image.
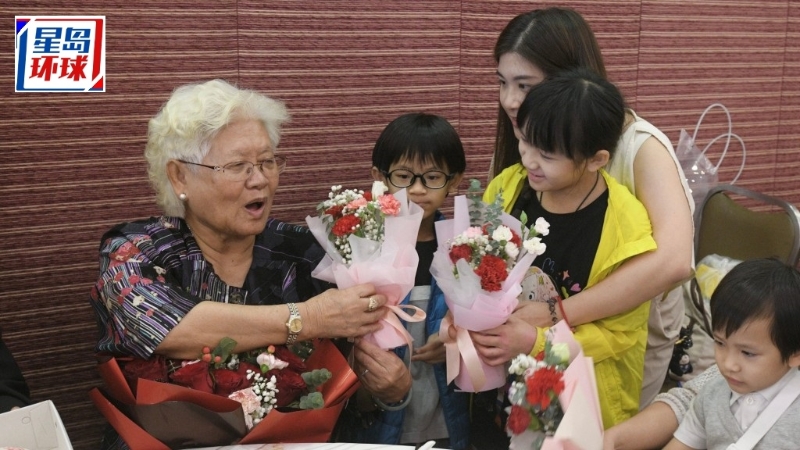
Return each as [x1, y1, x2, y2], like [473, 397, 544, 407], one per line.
[381, 169, 454, 189]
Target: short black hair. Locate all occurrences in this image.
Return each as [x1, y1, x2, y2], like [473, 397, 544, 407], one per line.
[711, 257, 800, 362]
[517, 67, 625, 162]
[372, 113, 466, 175]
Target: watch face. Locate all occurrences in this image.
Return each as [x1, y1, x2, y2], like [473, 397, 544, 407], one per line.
[288, 317, 303, 333]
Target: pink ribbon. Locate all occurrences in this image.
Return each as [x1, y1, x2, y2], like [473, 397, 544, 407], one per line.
[440, 315, 488, 392]
[364, 304, 426, 352]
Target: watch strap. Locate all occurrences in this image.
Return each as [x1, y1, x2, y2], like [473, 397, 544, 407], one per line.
[285, 302, 300, 345]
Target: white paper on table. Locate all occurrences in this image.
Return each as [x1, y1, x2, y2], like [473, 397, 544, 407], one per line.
[0, 400, 73, 450]
[190, 444, 443, 450]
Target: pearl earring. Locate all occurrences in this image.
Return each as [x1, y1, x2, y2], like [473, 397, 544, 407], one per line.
[179, 193, 187, 201]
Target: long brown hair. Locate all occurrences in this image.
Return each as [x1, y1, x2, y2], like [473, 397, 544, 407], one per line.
[491, 7, 607, 179]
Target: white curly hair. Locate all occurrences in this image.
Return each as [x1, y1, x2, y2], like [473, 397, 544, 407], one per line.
[145, 79, 289, 216]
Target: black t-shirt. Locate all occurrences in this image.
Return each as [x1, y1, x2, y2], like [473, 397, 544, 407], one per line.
[415, 239, 437, 286]
[511, 185, 608, 297]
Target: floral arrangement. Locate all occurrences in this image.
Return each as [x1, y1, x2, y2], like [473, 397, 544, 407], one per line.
[306, 181, 425, 350]
[91, 338, 357, 449]
[446, 183, 549, 291]
[506, 341, 570, 448]
[503, 322, 604, 450]
[314, 181, 401, 265]
[122, 338, 331, 430]
[431, 180, 550, 392]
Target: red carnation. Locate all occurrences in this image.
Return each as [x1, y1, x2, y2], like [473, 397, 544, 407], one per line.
[270, 369, 308, 407]
[363, 192, 373, 201]
[170, 361, 214, 394]
[510, 229, 522, 247]
[213, 368, 251, 396]
[449, 244, 473, 264]
[525, 366, 564, 410]
[474, 254, 508, 291]
[324, 204, 344, 218]
[506, 404, 532, 434]
[332, 214, 361, 237]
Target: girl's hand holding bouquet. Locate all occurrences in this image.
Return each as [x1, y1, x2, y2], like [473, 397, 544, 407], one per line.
[431, 180, 549, 392]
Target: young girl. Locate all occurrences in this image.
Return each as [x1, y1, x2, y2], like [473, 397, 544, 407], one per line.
[666, 258, 800, 449]
[339, 113, 469, 449]
[479, 68, 655, 428]
[490, 7, 694, 407]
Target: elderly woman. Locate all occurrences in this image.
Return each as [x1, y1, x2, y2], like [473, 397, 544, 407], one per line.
[90, 79, 411, 446]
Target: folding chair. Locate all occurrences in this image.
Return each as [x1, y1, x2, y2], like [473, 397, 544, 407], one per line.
[672, 184, 800, 381]
[695, 184, 800, 266]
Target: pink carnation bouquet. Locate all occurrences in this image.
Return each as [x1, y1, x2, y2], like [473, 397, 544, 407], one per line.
[306, 181, 425, 350]
[430, 180, 549, 391]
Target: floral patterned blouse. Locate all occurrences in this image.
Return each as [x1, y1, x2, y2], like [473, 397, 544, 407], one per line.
[90, 216, 330, 359]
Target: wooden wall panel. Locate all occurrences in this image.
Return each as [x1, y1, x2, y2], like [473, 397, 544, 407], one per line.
[777, 2, 800, 203]
[636, 1, 790, 199]
[237, 2, 463, 222]
[1, 2, 238, 448]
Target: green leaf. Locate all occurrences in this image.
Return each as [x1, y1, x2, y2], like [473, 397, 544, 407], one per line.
[301, 368, 332, 389]
[298, 391, 325, 409]
[212, 337, 238, 364]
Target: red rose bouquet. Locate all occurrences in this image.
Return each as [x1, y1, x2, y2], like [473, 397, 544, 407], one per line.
[89, 338, 358, 450]
[431, 180, 549, 391]
[506, 322, 603, 450]
[306, 181, 426, 350]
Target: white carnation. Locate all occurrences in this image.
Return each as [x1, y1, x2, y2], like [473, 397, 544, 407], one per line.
[505, 241, 519, 259]
[523, 237, 547, 256]
[534, 217, 550, 236]
[492, 225, 513, 242]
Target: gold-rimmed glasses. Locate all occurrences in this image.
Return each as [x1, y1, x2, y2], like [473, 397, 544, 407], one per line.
[178, 156, 287, 181]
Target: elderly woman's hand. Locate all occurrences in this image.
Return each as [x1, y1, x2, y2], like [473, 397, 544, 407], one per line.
[304, 284, 386, 340]
[352, 338, 411, 404]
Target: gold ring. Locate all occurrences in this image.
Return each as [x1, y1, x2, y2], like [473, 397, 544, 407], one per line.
[367, 296, 378, 312]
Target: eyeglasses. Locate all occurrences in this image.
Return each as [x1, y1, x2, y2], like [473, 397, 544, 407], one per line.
[178, 156, 287, 181]
[381, 168, 454, 190]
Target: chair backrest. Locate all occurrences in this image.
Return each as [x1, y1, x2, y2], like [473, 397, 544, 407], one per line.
[695, 184, 800, 266]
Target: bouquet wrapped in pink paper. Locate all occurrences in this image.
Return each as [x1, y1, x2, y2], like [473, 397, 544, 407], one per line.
[306, 181, 425, 350]
[430, 180, 549, 392]
[506, 321, 603, 450]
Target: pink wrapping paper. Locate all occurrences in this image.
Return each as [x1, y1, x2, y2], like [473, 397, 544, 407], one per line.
[431, 195, 537, 392]
[306, 188, 426, 350]
[513, 322, 603, 450]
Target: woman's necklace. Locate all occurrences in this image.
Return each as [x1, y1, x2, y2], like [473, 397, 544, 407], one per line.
[537, 171, 600, 213]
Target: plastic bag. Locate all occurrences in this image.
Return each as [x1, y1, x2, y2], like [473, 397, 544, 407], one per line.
[676, 103, 746, 214]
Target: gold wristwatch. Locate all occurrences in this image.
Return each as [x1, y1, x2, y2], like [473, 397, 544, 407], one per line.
[285, 302, 302, 345]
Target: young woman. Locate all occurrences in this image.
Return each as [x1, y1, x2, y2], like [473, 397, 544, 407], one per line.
[487, 7, 695, 407]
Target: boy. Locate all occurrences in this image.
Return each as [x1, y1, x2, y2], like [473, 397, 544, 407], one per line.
[666, 258, 800, 449]
[339, 113, 469, 449]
